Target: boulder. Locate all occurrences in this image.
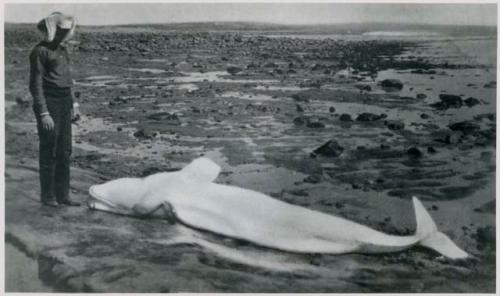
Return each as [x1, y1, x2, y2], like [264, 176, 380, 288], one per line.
[133, 128, 157, 140]
[407, 147, 422, 158]
[380, 79, 403, 90]
[339, 114, 352, 122]
[449, 121, 480, 135]
[311, 140, 344, 157]
[356, 113, 387, 122]
[416, 93, 427, 100]
[476, 226, 495, 247]
[355, 84, 372, 91]
[303, 174, 322, 184]
[226, 66, 243, 75]
[411, 69, 436, 75]
[474, 200, 495, 214]
[464, 97, 480, 107]
[307, 121, 325, 128]
[385, 120, 405, 130]
[329, 106, 336, 113]
[484, 81, 496, 88]
[293, 116, 308, 126]
[439, 94, 463, 108]
[147, 112, 180, 124]
[291, 93, 310, 103]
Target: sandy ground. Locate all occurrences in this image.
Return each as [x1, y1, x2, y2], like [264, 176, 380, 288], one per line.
[4, 25, 496, 292]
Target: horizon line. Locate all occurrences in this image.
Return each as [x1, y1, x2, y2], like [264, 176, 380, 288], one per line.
[5, 20, 498, 28]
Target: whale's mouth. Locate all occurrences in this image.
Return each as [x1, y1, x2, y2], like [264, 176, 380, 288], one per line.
[88, 185, 133, 215]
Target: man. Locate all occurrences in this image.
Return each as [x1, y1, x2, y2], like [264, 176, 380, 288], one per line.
[29, 12, 81, 207]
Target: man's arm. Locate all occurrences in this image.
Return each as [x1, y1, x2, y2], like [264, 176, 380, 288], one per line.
[29, 47, 49, 117]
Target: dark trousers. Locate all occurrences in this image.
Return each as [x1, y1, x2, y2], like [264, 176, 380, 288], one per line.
[34, 88, 72, 202]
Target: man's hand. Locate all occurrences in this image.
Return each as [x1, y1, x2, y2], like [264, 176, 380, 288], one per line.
[41, 115, 55, 131]
[71, 105, 81, 122]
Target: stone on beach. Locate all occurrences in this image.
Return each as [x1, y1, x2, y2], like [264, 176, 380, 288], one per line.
[380, 79, 403, 90]
[449, 121, 481, 135]
[311, 140, 344, 157]
[356, 113, 387, 122]
[464, 97, 480, 107]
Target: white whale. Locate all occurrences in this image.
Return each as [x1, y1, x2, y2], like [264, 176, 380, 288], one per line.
[88, 157, 468, 259]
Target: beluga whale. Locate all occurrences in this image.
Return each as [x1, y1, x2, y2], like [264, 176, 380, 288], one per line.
[88, 157, 468, 259]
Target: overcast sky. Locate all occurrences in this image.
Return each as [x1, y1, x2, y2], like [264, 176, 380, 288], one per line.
[4, 3, 497, 26]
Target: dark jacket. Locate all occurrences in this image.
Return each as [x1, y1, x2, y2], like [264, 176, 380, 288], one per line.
[29, 41, 73, 116]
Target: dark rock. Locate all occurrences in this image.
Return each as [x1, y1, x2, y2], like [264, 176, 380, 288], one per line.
[484, 81, 496, 88]
[303, 174, 322, 184]
[226, 66, 243, 75]
[381, 79, 403, 90]
[474, 200, 495, 214]
[291, 93, 310, 103]
[191, 106, 202, 113]
[427, 146, 437, 154]
[296, 104, 304, 112]
[420, 113, 430, 119]
[264, 62, 278, 68]
[351, 183, 362, 190]
[339, 114, 352, 122]
[411, 69, 436, 75]
[329, 107, 336, 113]
[133, 128, 156, 140]
[307, 121, 325, 128]
[474, 113, 495, 122]
[147, 112, 181, 125]
[464, 97, 480, 107]
[385, 120, 405, 130]
[334, 202, 344, 209]
[356, 113, 387, 122]
[439, 94, 463, 108]
[141, 167, 162, 177]
[476, 226, 495, 247]
[312, 140, 344, 158]
[355, 84, 372, 91]
[407, 147, 422, 158]
[416, 93, 427, 99]
[293, 116, 308, 126]
[449, 121, 481, 135]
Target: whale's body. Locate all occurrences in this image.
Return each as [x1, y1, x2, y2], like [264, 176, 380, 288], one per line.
[88, 157, 468, 259]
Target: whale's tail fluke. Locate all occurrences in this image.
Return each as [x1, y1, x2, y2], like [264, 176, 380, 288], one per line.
[412, 196, 469, 259]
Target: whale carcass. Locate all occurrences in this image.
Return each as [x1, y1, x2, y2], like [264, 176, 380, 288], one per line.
[88, 157, 468, 259]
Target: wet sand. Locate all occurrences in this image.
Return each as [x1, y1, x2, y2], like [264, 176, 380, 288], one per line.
[4, 25, 496, 292]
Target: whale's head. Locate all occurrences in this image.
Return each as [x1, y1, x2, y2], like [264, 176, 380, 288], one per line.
[87, 157, 221, 215]
[88, 177, 147, 214]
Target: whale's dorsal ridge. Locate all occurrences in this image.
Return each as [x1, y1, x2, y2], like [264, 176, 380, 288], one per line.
[181, 157, 221, 183]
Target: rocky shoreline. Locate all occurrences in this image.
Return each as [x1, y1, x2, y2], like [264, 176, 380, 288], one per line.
[4, 24, 496, 292]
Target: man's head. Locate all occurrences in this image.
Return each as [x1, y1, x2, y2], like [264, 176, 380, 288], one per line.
[37, 12, 76, 44]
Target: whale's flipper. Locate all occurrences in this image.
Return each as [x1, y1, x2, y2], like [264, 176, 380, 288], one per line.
[413, 197, 468, 259]
[181, 157, 221, 183]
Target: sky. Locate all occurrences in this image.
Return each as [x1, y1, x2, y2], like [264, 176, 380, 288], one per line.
[4, 2, 498, 26]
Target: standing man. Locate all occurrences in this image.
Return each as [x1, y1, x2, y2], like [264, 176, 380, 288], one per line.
[29, 12, 81, 207]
